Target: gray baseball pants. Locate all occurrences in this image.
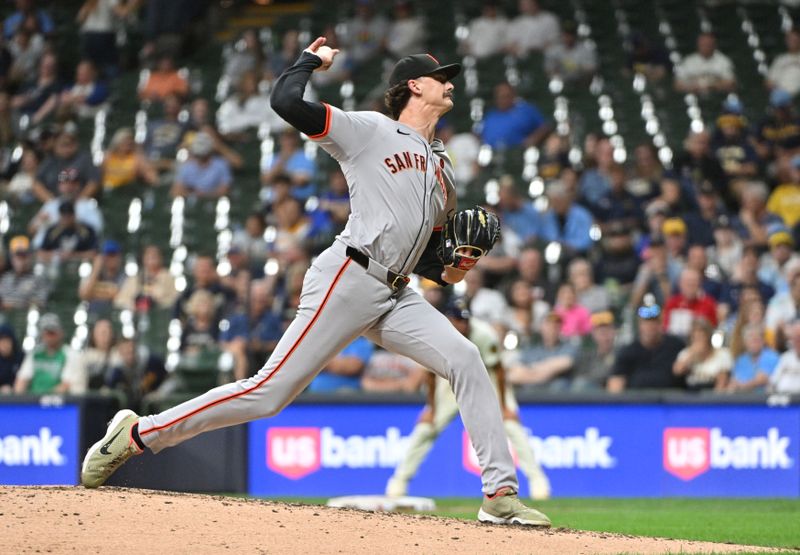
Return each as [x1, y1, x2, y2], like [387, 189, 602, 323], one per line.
[138, 240, 518, 494]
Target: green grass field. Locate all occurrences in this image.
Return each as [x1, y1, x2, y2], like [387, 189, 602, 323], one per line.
[263, 497, 800, 551]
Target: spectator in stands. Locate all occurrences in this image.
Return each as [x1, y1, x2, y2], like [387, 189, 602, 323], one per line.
[732, 181, 783, 248]
[493, 176, 540, 243]
[173, 254, 235, 322]
[480, 82, 549, 150]
[222, 28, 264, 84]
[436, 120, 480, 188]
[273, 198, 316, 262]
[7, 24, 44, 85]
[759, 228, 800, 295]
[38, 200, 98, 263]
[664, 267, 718, 338]
[711, 103, 758, 187]
[29, 167, 104, 246]
[674, 32, 735, 94]
[339, 0, 388, 65]
[709, 214, 742, 279]
[231, 213, 269, 271]
[596, 220, 640, 290]
[11, 48, 59, 121]
[579, 136, 614, 206]
[266, 29, 301, 81]
[311, 169, 351, 237]
[626, 32, 671, 82]
[684, 243, 723, 302]
[504, 278, 548, 346]
[220, 244, 252, 307]
[261, 129, 316, 200]
[553, 283, 591, 338]
[143, 93, 187, 172]
[220, 279, 282, 380]
[648, 175, 692, 217]
[662, 217, 687, 270]
[767, 29, 800, 97]
[770, 320, 800, 394]
[216, 71, 271, 140]
[536, 132, 569, 181]
[568, 257, 609, 314]
[4, 0, 53, 39]
[139, 54, 188, 103]
[179, 289, 220, 355]
[308, 336, 374, 393]
[672, 317, 731, 391]
[361, 347, 425, 393]
[14, 313, 86, 394]
[464, 266, 508, 326]
[81, 318, 122, 390]
[718, 246, 774, 322]
[114, 244, 177, 311]
[590, 163, 642, 231]
[78, 0, 133, 76]
[544, 20, 598, 85]
[507, 312, 576, 391]
[33, 125, 101, 202]
[0, 324, 23, 392]
[110, 337, 166, 408]
[608, 304, 685, 392]
[765, 266, 800, 348]
[571, 311, 616, 391]
[628, 143, 665, 201]
[460, 1, 508, 60]
[505, 0, 559, 57]
[47, 59, 109, 120]
[631, 239, 672, 309]
[186, 97, 244, 170]
[728, 323, 778, 393]
[684, 181, 726, 247]
[730, 295, 767, 358]
[517, 246, 555, 305]
[675, 130, 729, 208]
[170, 131, 232, 199]
[78, 239, 126, 314]
[767, 155, 800, 228]
[0, 235, 47, 309]
[386, 1, 426, 59]
[756, 90, 800, 161]
[539, 180, 594, 255]
[102, 127, 158, 191]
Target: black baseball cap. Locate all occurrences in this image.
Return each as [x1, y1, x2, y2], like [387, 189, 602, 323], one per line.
[442, 297, 471, 321]
[389, 53, 461, 87]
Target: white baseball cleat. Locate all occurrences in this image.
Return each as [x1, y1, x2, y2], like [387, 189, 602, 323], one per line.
[81, 409, 143, 488]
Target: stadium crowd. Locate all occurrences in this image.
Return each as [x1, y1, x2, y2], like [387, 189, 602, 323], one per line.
[1, 0, 800, 411]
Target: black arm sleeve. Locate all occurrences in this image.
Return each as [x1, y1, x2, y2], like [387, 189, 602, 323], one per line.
[412, 230, 448, 287]
[270, 51, 328, 136]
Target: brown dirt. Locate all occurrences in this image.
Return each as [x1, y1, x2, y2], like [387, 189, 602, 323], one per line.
[0, 486, 777, 554]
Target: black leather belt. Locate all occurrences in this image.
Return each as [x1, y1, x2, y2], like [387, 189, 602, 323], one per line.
[346, 246, 410, 292]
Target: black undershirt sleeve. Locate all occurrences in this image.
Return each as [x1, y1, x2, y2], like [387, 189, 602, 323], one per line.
[413, 230, 449, 287]
[270, 51, 328, 136]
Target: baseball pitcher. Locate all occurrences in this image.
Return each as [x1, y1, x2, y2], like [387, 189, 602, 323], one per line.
[386, 300, 551, 501]
[81, 37, 550, 526]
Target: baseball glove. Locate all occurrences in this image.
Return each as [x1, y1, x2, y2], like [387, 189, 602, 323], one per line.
[438, 206, 501, 271]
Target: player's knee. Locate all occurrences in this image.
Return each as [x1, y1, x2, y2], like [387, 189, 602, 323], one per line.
[448, 340, 483, 375]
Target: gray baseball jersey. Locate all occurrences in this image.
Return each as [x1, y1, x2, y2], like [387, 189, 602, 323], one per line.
[136, 104, 519, 495]
[316, 104, 457, 274]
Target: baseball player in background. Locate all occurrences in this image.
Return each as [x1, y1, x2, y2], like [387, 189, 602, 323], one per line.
[386, 299, 551, 501]
[81, 36, 551, 527]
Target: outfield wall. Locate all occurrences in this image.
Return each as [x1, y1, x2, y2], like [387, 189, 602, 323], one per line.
[1, 393, 798, 497]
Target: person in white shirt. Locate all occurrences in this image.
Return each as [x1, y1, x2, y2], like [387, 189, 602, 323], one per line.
[465, 266, 509, 328]
[505, 0, 560, 57]
[767, 29, 800, 97]
[674, 32, 736, 94]
[216, 71, 271, 138]
[386, 1, 426, 59]
[461, 1, 509, 60]
[765, 268, 800, 346]
[771, 319, 800, 394]
[672, 317, 732, 391]
[437, 120, 480, 188]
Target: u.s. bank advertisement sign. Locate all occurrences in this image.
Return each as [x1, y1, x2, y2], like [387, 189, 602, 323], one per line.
[0, 404, 80, 485]
[248, 404, 799, 497]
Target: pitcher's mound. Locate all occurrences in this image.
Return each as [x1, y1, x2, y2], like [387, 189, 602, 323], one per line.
[0, 486, 772, 554]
